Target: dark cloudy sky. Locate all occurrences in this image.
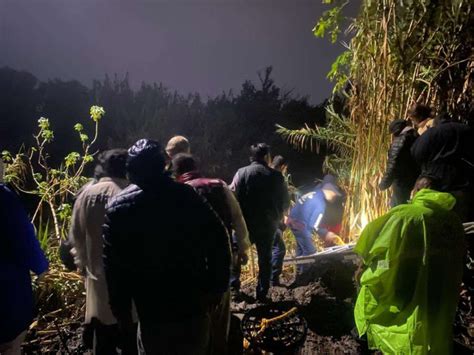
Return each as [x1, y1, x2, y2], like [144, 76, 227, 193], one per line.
[0, 0, 358, 103]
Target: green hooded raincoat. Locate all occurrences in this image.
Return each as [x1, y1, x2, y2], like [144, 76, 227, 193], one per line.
[354, 189, 465, 354]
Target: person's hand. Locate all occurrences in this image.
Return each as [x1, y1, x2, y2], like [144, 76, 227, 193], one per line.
[324, 232, 344, 247]
[239, 251, 249, 265]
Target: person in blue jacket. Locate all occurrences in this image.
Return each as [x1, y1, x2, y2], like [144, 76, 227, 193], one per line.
[286, 175, 344, 274]
[0, 161, 49, 355]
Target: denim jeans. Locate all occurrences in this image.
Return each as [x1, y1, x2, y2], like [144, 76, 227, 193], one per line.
[271, 229, 286, 284]
[230, 227, 276, 299]
[292, 228, 316, 274]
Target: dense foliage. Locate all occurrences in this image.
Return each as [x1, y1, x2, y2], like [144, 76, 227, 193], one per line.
[0, 66, 326, 185]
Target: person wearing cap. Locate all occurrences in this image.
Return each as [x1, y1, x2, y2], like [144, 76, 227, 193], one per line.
[286, 175, 344, 274]
[0, 160, 49, 355]
[379, 119, 419, 207]
[68, 149, 134, 354]
[103, 139, 231, 355]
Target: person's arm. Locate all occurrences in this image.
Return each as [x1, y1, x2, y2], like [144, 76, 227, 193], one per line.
[68, 195, 87, 271]
[229, 170, 240, 192]
[83, 196, 108, 278]
[102, 207, 133, 325]
[380, 136, 405, 190]
[223, 185, 250, 254]
[308, 195, 328, 238]
[276, 173, 290, 215]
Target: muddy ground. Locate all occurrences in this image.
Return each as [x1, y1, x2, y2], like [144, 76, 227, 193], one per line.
[22, 251, 473, 354]
[230, 253, 367, 354]
[231, 252, 473, 355]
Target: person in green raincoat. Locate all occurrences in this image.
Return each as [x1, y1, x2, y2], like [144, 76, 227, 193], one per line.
[354, 188, 465, 354]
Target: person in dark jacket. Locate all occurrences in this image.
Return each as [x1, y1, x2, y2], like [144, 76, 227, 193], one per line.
[411, 119, 474, 221]
[103, 139, 231, 355]
[230, 143, 290, 301]
[0, 161, 49, 355]
[172, 153, 250, 355]
[379, 119, 419, 207]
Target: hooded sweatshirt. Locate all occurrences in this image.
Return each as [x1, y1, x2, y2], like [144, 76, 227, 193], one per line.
[354, 189, 465, 355]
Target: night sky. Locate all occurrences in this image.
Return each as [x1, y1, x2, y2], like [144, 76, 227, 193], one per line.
[0, 0, 358, 103]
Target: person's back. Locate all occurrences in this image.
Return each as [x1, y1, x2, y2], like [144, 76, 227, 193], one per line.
[171, 153, 250, 355]
[106, 181, 228, 319]
[411, 120, 473, 191]
[185, 176, 233, 231]
[230, 143, 289, 301]
[289, 188, 326, 231]
[379, 120, 419, 206]
[103, 139, 230, 355]
[233, 161, 288, 233]
[354, 188, 465, 354]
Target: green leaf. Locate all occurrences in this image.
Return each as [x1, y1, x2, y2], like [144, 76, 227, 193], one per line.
[80, 133, 89, 142]
[74, 123, 84, 132]
[83, 154, 94, 163]
[90, 106, 106, 122]
[33, 173, 43, 181]
[38, 117, 50, 130]
[64, 152, 80, 168]
[1, 150, 12, 162]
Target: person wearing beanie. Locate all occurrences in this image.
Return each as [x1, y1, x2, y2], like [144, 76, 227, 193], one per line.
[379, 119, 419, 207]
[103, 139, 230, 355]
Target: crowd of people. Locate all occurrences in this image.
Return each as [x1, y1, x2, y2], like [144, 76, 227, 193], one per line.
[0, 102, 473, 354]
[1, 134, 327, 355]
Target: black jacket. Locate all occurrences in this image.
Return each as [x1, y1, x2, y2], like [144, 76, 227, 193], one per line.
[380, 128, 419, 190]
[102, 177, 231, 324]
[231, 161, 290, 234]
[411, 121, 474, 191]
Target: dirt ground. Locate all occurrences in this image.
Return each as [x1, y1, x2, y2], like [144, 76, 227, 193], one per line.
[231, 251, 474, 355]
[22, 250, 473, 354]
[230, 253, 367, 354]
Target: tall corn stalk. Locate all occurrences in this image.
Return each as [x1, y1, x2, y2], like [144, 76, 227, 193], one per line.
[279, 0, 474, 238]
